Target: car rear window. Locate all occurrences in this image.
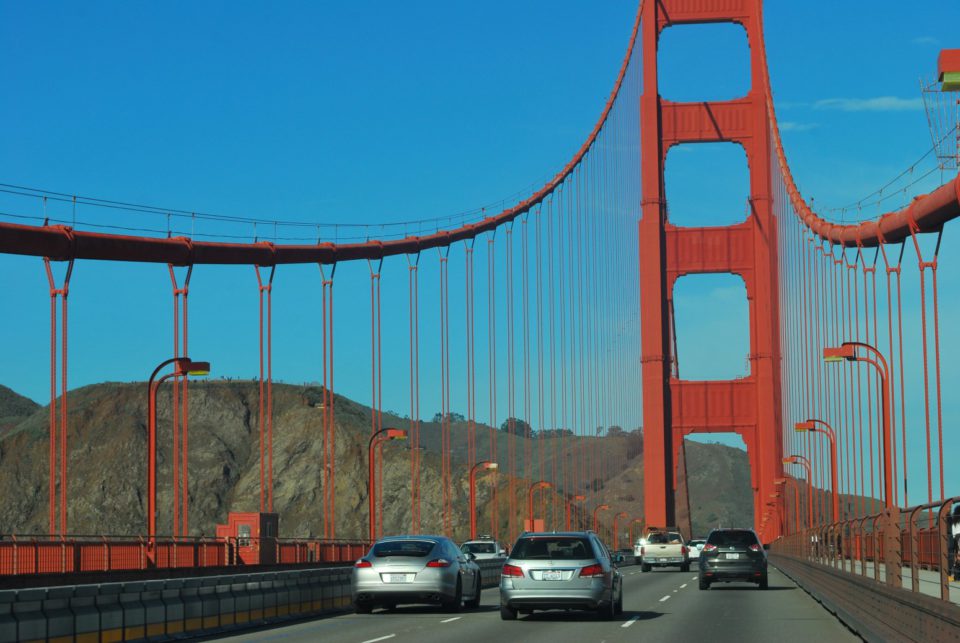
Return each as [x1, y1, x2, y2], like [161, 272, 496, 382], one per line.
[462, 542, 496, 554]
[511, 537, 593, 560]
[372, 540, 436, 557]
[647, 532, 667, 544]
[707, 531, 759, 548]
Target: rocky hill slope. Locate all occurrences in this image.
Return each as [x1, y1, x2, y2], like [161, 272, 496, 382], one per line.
[0, 381, 753, 542]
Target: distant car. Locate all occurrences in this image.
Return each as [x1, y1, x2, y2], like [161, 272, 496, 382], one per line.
[352, 535, 482, 613]
[686, 539, 706, 561]
[499, 531, 623, 620]
[460, 536, 507, 560]
[698, 528, 768, 590]
[633, 537, 648, 558]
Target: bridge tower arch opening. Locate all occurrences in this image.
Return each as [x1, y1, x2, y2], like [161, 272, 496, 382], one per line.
[639, 0, 784, 542]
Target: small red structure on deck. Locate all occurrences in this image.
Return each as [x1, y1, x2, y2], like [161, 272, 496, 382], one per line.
[216, 512, 279, 565]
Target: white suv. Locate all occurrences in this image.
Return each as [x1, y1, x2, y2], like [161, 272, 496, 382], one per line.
[461, 536, 507, 560]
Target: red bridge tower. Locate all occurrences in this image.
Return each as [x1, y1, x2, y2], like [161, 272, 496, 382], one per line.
[639, 0, 784, 541]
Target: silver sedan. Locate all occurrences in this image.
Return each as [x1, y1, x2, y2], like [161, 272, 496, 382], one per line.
[352, 535, 482, 613]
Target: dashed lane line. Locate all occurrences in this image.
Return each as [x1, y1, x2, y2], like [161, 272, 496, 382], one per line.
[441, 617, 462, 623]
[361, 635, 396, 643]
[622, 616, 640, 628]
[680, 583, 688, 588]
[659, 595, 671, 602]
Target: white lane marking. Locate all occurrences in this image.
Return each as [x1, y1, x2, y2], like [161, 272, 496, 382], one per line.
[441, 617, 462, 623]
[659, 595, 671, 602]
[622, 616, 640, 628]
[691, 576, 697, 580]
[680, 583, 688, 588]
[361, 636, 396, 643]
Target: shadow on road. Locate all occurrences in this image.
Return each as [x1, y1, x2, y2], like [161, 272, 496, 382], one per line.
[519, 609, 663, 622]
[706, 584, 795, 591]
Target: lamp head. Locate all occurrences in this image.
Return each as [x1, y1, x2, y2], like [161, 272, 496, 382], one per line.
[385, 428, 408, 440]
[573, 494, 586, 502]
[782, 456, 797, 464]
[794, 421, 815, 432]
[597, 504, 610, 511]
[484, 462, 499, 470]
[176, 358, 211, 376]
[823, 344, 856, 363]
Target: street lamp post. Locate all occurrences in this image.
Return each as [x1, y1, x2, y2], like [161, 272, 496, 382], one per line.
[775, 478, 801, 534]
[612, 511, 628, 550]
[147, 357, 210, 543]
[796, 420, 839, 522]
[368, 427, 408, 541]
[824, 341, 892, 508]
[566, 494, 585, 531]
[592, 503, 610, 534]
[783, 455, 814, 529]
[528, 481, 553, 529]
[469, 461, 498, 539]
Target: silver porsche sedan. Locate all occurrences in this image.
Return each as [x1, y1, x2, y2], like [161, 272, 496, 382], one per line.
[352, 535, 482, 613]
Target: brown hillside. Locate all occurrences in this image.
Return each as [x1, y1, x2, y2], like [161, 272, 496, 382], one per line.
[0, 381, 754, 544]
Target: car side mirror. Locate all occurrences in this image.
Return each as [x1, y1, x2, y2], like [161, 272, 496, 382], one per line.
[499, 550, 506, 557]
[613, 553, 624, 564]
[763, 544, 770, 551]
[466, 552, 477, 561]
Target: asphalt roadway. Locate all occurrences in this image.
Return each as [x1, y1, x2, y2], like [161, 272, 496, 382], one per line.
[196, 564, 860, 643]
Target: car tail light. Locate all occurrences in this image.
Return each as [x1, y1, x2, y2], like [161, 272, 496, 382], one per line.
[681, 546, 688, 555]
[702, 544, 718, 554]
[354, 560, 372, 568]
[579, 564, 604, 578]
[426, 558, 451, 568]
[748, 544, 762, 552]
[502, 564, 524, 577]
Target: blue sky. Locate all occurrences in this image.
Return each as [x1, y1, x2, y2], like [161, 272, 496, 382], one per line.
[2, 1, 959, 498]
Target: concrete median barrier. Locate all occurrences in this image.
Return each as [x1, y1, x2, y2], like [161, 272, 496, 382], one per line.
[0, 562, 503, 642]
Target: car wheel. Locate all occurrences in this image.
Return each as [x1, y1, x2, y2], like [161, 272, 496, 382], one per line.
[443, 578, 463, 613]
[698, 576, 710, 590]
[597, 598, 616, 621]
[464, 576, 482, 609]
[680, 563, 690, 573]
[614, 586, 624, 615]
[759, 574, 768, 590]
[354, 602, 373, 614]
[641, 563, 651, 573]
[500, 604, 518, 620]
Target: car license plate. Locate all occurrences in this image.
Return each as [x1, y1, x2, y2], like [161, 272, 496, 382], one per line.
[543, 570, 562, 581]
[385, 574, 410, 583]
[725, 553, 740, 560]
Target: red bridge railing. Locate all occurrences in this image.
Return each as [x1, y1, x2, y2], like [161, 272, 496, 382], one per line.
[0, 535, 371, 578]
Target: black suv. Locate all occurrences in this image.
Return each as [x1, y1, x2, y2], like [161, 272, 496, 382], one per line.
[698, 528, 768, 590]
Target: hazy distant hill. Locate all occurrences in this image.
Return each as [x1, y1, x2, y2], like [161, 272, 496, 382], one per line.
[0, 381, 754, 542]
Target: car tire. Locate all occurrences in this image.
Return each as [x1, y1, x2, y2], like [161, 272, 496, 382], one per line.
[614, 586, 624, 615]
[641, 563, 651, 573]
[500, 604, 518, 620]
[464, 576, 482, 609]
[354, 602, 373, 614]
[680, 563, 690, 573]
[443, 578, 463, 613]
[698, 577, 710, 590]
[759, 574, 768, 590]
[597, 598, 616, 621]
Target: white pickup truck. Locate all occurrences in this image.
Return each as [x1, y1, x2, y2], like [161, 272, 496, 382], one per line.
[639, 529, 690, 572]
